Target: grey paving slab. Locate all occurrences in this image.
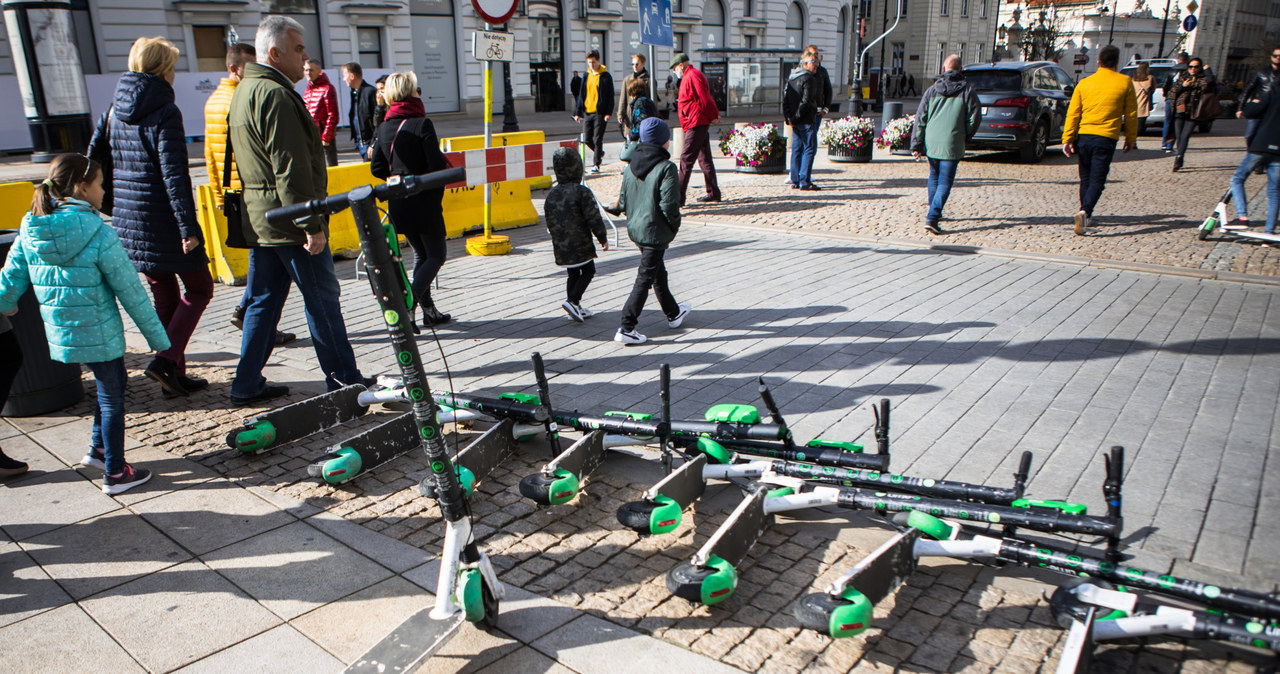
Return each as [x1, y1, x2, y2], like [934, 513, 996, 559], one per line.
[460, 647, 576, 674]
[417, 621, 523, 674]
[78, 559, 280, 673]
[202, 520, 392, 620]
[19, 509, 191, 600]
[26, 416, 143, 469]
[0, 540, 72, 629]
[130, 478, 296, 556]
[174, 624, 344, 674]
[0, 603, 145, 673]
[0, 441, 121, 542]
[291, 575, 434, 663]
[306, 510, 433, 573]
[531, 614, 741, 674]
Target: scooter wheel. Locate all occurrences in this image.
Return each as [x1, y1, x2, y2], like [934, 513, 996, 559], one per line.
[795, 590, 874, 638]
[616, 495, 681, 535]
[666, 555, 737, 605]
[459, 568, 485, 622]
[306, 453, 338, 478]
[479, 576, 500, 630]
[518, 469, 578, 506]
[1198, 220, 1214, 240]
[1048, 578, 1128, 624]
[519, 472, 556, 504]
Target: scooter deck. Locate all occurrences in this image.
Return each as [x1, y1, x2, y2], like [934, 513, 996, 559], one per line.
[838, 528, 921, 606]
[228, 384, 368, 453]
[343, 608, 465, 673]
[697, 488, 772, 568]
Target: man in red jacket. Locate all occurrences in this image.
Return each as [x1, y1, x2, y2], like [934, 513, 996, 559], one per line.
[303, 59, 339, 166]
[671, 53, 721, 205]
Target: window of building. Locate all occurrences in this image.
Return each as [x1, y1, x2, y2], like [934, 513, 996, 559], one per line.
[192, 26, 227, 72]
[67, 0, 100, 74]
[744, 0, 754, 17]
[744, 34, 756, 49]
[958, 43, 965, 64]
[588, 0, 602, 9]
[357, 26, 383, 68]
[976, 42, 984, 62]
[785, 2, 804, 50]
[590, 30, 607, 62]
[703, 0, 726, 51]
[940, 0, 949, 16]
[261, 0, 322, 65]
[674, 32, 687, 54]
[981, 0, 988, 17]
[859, 0, 872, 18]
[937, 42, 945, 72]
[960, 0, 968, 16]
[672, 0, 683, 12]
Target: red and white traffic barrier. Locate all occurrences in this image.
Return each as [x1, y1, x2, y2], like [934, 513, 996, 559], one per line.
[443, 140, 579, 188]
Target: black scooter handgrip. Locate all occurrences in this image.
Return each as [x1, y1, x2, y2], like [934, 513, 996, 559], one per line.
[668, 420, 785, 440]
[376, 167, 466, 201]
[264, 192, 351, 226]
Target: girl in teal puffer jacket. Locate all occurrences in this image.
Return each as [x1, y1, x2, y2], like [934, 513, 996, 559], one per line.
[0, 154, 170, 495]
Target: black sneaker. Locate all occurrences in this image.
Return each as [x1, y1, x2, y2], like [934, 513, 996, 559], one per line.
[145, 357, 189, 398]
[695, 194, 721, 203]
[103, 463, 151, 495]
[230, 305, 245, 329]
[925, 221, 944, 235]
[178, 374, 208, 392]
[230, 384, 290, 407]
[0, 449, 29, 477]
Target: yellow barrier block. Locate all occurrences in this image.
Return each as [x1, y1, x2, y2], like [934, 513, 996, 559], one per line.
[465, 234, 511, 256]
[0, 180, 33, 230]
[325, 164, 386, 258]
[196, 184, 249, 285]
[441, 131, 553, 191]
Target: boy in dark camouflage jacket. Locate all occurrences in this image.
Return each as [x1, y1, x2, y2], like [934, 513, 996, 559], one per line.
[545, 147, 610, 322]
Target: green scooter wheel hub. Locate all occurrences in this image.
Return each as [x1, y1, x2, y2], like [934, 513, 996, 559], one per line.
[649, 495, 682, 534]
[322, 447, 363, 484]
[458, 568, 485, 622]
[694, 437, 733, 464]
[829, 588, 874, 638]
[456, 465, 477, 498]
[231, 420, 277, 453]
[546, 469, 579, 505]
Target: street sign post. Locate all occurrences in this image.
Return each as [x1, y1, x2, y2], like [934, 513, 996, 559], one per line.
[468, 0, 520, 256]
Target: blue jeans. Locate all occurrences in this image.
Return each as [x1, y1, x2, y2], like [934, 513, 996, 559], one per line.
[1076, 134, 1117, 217]
[232, 244, 364, 398]
[1266, 159, 1280, 235]
[790, 123, 816, 187]
[86, 358, 126, 475]
[926, 158, 959, 223]
[239, 250, 257, 308]
[1245, 118, 1260, 147]
[1230, 153, 1267, 220]
[355, 139, 371, 162]
[1161, 100, 1174, 149]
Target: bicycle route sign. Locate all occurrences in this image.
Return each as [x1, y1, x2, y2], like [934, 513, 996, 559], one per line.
[471, 0, 518, 25]
[472, 30, 514, 62]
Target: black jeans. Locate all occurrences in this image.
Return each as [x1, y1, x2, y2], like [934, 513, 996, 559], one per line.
[565, 260, 596, 304]
[582, 113, 607, 167]
[404, 228, 447, 308]
[621, 246, 679, 331]
[0, 329, 21, 413]
[1076, 134, 1117, 217]
[1174, 116, 1195, 159]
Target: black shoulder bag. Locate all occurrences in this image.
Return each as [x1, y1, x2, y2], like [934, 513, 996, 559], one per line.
[222, 131, 251, 249]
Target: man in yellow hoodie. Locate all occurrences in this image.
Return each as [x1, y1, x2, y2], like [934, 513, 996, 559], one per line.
[1062, 45, 1138, 236]
[572, 49, 614, 173]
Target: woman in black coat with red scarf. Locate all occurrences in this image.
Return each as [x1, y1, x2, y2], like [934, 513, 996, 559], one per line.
[370, 72, 451, 327]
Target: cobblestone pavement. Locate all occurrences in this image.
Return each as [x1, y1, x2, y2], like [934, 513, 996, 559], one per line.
[76, 211, 1279, 673]
[580, 117, 1278, 279]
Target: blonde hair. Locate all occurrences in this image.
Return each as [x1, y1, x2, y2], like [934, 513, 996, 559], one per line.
[128, 36, 180, 76]
[383, 71, 419, 104]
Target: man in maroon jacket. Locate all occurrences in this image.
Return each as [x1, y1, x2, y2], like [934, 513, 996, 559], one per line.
[302, 59, 339, 166]
[671, 53, 721, 205]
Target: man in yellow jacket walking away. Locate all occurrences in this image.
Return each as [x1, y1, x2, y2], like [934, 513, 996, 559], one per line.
[1062, 45, 1138, 236]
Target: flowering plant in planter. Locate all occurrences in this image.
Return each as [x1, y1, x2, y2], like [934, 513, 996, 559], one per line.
[718, 123, 785, 166]
[819, 115, 875, 153]
[876, 114, 916, 151]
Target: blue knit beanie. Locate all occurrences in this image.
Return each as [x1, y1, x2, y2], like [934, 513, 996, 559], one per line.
[638, 118, 670, 146]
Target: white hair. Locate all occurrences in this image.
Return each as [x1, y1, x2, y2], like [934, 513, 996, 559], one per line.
[255, 15, 305, 62]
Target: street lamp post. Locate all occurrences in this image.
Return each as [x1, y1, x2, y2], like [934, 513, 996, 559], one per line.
[1157, 0, 1172, 56]
[1108, 6, 1117, 45]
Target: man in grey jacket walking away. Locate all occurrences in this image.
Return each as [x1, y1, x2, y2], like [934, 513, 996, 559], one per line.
[910, 54, 981, 235]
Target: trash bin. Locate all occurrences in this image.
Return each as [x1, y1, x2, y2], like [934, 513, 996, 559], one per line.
[0, 230, 85, 416]
[881, 102, 905, 134]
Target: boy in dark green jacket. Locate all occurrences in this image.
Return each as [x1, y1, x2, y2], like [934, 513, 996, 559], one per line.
[612, 118, 690, 345]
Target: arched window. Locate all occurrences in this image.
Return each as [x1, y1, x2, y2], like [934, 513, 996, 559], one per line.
[786, 2, 805, 51]
[702, 0, 725, 50]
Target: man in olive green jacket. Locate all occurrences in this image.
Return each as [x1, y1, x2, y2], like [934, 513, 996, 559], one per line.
[226, 16, 369, 405]
[910, 54, 981, 236]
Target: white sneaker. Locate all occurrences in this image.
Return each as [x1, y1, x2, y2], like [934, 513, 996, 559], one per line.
[80, 449, 106, 471]
[615, 328, 647, 345]
[590, 165, 601, 174]
[667, 302, 692, 329]
[561, 301, 584, 322]
[576, 304, 594, 319]
[1073, 210, 1087, 236]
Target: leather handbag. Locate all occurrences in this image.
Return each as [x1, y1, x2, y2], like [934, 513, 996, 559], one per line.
[221, 133, 251, 249]
[88, 106, 114, 216]
[1193, 93, 1222, 122]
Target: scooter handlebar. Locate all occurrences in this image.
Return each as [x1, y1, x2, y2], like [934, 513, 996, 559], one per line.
[264, 167, 467, 226]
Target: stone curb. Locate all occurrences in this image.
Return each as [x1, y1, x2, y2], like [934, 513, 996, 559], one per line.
[682, 218, 1280, 286]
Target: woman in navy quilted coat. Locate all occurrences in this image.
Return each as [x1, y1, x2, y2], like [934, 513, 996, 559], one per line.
[88, 37, 212, 398]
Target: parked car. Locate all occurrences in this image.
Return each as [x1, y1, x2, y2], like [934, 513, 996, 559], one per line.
[961, 61, 1074, 163]
[1120, 59, 1218, 135]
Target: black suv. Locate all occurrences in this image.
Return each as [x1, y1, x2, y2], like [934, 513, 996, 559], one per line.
[961, 61, 1074, 163]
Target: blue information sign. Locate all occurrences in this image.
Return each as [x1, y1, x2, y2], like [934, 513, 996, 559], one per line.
[1183, 14, 1197, 31]
[639, 0, 673, 47]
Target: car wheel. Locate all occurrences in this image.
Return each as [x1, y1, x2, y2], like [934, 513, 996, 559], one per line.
[1196, 120, 1214, 133]
[1020, 120, 1048, 163]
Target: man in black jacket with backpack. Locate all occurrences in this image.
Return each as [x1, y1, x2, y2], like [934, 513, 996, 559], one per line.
[342, 61, 377, 161]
